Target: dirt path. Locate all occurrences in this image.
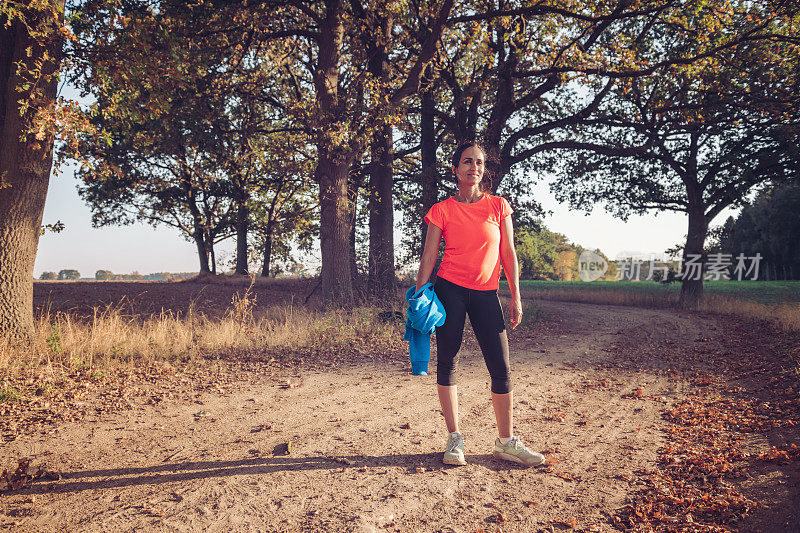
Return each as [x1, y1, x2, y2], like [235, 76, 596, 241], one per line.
[1, 301, 796, 532]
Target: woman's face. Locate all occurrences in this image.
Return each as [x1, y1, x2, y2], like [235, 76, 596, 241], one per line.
[453, 146, 485, 186]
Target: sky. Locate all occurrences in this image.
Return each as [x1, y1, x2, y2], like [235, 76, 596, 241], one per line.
[33, 162, 734, 278]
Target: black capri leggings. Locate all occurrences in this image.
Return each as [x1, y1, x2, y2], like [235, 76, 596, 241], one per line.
[433, 277, 511, 394]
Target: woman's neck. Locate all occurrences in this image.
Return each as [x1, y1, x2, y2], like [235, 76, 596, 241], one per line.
[454, 185, 483, 204]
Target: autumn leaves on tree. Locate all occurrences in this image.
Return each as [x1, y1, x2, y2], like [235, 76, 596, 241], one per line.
[1, 1, 66, 338]
[1, 0, 798, 337]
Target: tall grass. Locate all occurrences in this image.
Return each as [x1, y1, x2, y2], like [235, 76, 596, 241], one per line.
[698, 295, 800, 332]
[508, 281, 800, 332]
[0, 293, 405, 378]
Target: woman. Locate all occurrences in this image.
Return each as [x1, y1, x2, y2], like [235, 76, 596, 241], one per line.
[414, 141, 545, 467]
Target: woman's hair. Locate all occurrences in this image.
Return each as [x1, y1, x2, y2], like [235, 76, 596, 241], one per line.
[451, 141, 493, 192]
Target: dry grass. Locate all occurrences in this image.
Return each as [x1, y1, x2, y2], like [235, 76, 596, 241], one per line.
[515, 285, 800, 332]
[516, 286, 678, 308]
[698, 295, 800, 332]
[0, 286, 405, 378]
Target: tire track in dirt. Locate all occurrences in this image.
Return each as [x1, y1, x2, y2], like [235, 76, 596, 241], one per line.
[1, 301, 729, 532]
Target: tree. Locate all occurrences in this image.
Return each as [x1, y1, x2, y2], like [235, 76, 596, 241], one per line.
[66, 0, 451, 302]
[292, 0, 453, 304]
[68, 2, 260, 275]
[514, 221, 590, 281]
[246, 133, 317, 277]
[348, 1, 454, 298]
[95, 269, 113, 280]
[549, 5, 800, 306]
[397, 0, 713, 270]
[0, 2, 66, 337]
[719, 184, 800, 280]
[201, 49, 316, 277]
[58, 269, 80, 280]
[39, 272, 57, 280]
[515, 225, 559, 280]
[392, 0, 799, 297]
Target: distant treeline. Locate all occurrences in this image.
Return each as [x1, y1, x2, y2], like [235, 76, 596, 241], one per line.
[713, 183, 800, 281]
[515, 223, 617, 282]
[38, 270, 196, 281]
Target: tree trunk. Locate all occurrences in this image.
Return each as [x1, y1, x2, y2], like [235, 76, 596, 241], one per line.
[210, 239, 217, 275]
[317, 154, 354, 307]
[0, 4, 64, 338]
[368, 121, 396, 298]
[348, 161, 363, 283]
[234, 195, 249, 275]
[313, 0, 353, 306]
[365, 15, 396, 299]
[260, 182, 283, 277]
[679, 204, 708, 308]
[420, 83, 438, 256]
[193, 233, 211, 274]
[185, 190, 211, 275]
[261, 220, 274, 277]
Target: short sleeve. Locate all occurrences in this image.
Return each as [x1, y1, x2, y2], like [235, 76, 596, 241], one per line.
[424, 202, 445, 230]
[499, 197, 513, 220]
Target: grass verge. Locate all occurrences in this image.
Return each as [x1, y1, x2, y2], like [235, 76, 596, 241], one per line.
[0, 291, 407, 440]
[505, 281, 800, 332]
[3, 292, 404, 376]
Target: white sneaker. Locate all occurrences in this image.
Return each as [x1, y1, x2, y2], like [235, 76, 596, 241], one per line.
[493, 436, 545, 467]
[443, 432, 466, 465]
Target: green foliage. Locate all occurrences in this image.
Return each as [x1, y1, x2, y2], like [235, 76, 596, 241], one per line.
[515, 225, 558, 280]
[718, 184, 800, 280]
[64, 1, 319, 275]
[0, 385, 24, 404]
[52, 0, 798, 302]
[514, 222, 601, 281]
[57, 269, 79, 280]
[46, 322, 62, 358]
[95, 269, 113, 280]
[39, 271, 57, 280]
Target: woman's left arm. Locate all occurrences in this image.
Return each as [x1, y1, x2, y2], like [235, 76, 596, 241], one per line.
[499, 216, 523, 329]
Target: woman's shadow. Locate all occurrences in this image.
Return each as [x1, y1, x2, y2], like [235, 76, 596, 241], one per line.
[13, 452, 527, 496]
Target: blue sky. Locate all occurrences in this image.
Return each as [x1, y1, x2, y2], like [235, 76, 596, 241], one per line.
[34, 162, 724, 278]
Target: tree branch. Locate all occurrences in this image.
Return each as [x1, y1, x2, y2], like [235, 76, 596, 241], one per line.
[390, 0, 454, 103]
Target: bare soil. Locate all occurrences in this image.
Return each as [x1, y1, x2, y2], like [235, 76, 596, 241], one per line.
[2, 283, 799, 532]
[31, 278, 317, 319]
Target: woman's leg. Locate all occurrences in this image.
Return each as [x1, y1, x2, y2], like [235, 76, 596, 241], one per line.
[467, 290, 513, 436]
[438, 384, 459, 433]
[492, 391, 513, 438]
[433, 278, 468, 432]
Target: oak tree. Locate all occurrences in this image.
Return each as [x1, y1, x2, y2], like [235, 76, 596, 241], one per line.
[0, 1, 66, 338]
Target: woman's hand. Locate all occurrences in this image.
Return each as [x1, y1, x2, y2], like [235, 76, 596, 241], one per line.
[508, 298, 523, 329]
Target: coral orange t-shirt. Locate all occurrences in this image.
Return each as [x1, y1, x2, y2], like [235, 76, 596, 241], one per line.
[424, 194, 513, 291]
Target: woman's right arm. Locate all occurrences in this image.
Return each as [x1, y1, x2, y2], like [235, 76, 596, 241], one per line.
[415, 223, 443, 292]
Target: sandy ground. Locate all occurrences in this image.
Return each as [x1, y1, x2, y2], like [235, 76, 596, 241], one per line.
[2, 299, 799, 532]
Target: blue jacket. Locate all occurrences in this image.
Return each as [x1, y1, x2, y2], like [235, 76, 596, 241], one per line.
[404, 283, 446, 374]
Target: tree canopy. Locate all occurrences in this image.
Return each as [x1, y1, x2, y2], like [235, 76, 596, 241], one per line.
[548, 1, 800, 305]
[3, 0, 800, 339]
[718, 183, 800, 281]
